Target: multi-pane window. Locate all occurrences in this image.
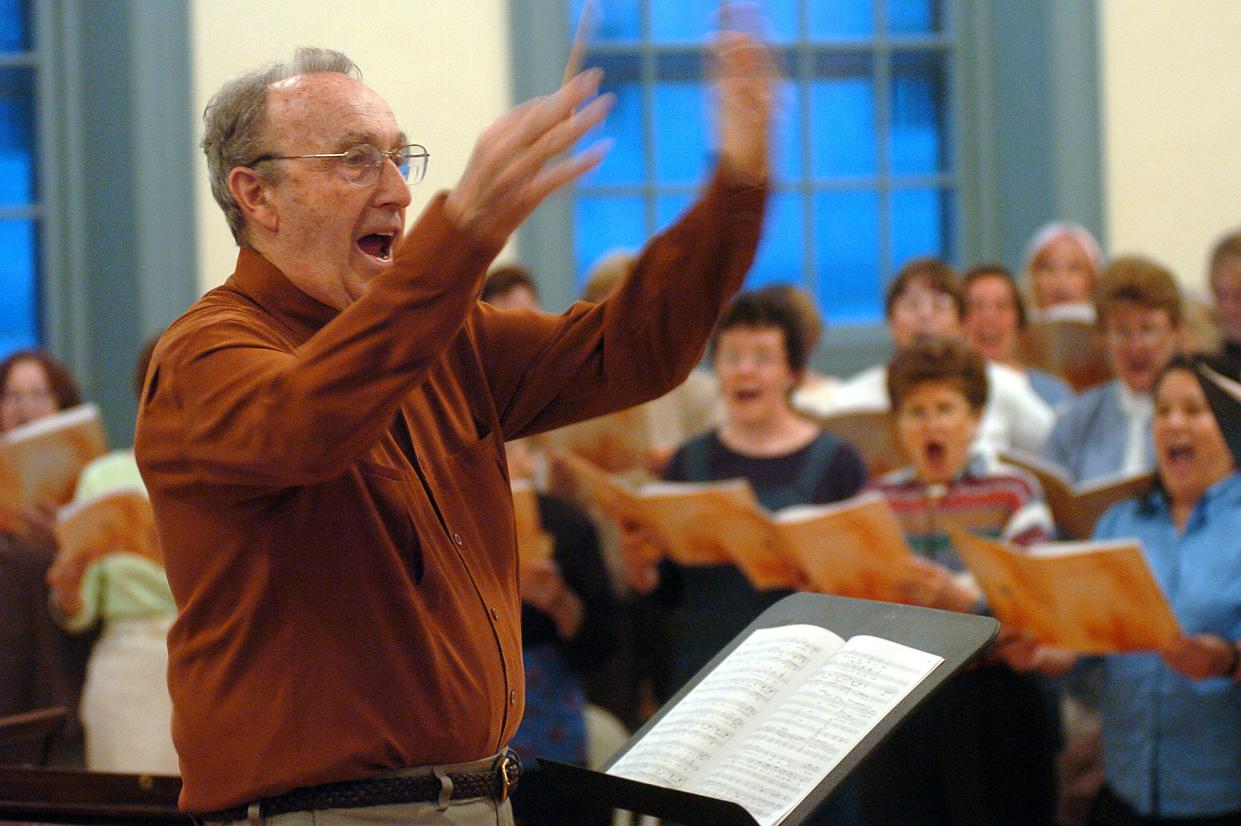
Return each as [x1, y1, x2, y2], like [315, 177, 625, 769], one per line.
[569, 0, 954, 326]
[0, 0, 39, 352]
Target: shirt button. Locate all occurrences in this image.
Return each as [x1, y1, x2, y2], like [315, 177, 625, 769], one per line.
[490, 607, 499, 621]
[453, 532, 463, 546]
[509, 689, 517, 705]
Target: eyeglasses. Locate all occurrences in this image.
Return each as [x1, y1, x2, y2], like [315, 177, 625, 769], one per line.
[894, 289, 957, 315]
[1106, 324, 1173, 346]
[253, 143, 429, 186]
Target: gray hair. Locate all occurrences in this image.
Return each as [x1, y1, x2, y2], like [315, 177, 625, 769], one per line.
[201, 47, 361, 245]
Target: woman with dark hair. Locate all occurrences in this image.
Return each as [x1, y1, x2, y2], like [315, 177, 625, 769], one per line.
[0, 349, 82, 432]
[0, 348, 92, 762]
[963, 264, 1074, 409]
[1007, 353, 1241, 824]
[622, 288, 869, 824]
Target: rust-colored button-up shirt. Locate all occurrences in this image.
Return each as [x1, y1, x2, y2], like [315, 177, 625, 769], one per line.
[135, 171, 764, 811]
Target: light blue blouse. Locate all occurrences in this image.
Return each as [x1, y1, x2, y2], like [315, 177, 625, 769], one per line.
[1088, 472, 1241, 817]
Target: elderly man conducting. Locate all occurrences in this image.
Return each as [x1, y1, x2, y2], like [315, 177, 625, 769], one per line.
[135, 33, 772, 826]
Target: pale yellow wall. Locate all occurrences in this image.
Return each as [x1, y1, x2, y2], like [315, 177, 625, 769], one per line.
[1099, 0, 1241, 292]
[190, 1, 512, 292]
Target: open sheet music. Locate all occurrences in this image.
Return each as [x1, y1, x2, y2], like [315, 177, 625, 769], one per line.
[607, 624, 942, 826]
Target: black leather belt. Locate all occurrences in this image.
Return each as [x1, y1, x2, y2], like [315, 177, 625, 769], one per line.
[198, 750, 522, 822]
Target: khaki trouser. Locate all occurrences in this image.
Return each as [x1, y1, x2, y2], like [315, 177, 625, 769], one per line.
[206, 755, 516, 826]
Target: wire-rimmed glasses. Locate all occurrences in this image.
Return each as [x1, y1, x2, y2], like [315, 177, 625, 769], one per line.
[253, 143, 429, 186]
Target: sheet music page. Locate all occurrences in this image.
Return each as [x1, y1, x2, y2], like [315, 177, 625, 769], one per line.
[607, 624, 843, 792]
[694, 635, 942, 826]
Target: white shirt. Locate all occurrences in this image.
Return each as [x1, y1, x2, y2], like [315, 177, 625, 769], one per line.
[1115, 382, 1154, 476]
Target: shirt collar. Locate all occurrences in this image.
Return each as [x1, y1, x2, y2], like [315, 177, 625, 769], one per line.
[1115, 381, 1153, 419]
[226, 247, 339, 339]
[1196, 470, 1241, 521]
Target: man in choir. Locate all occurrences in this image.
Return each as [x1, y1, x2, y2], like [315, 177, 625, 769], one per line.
[135, 35, 773, 825]
[1042, 256, 1183, 483]
[1208, 229, 1241, 365]
[794, 257, 1054, 458]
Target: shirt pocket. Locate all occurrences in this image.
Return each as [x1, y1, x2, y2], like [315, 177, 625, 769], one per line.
[354, 458, 424, 583]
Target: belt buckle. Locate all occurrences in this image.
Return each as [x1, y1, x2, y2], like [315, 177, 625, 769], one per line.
[494, 749, 522, 802]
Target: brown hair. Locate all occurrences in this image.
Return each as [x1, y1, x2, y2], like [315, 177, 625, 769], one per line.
[887, 336, 989, 413]
[1096, 255, 1182, 327]
[581, 250, 635, 303]
[964, 263, 1028, 330]
[1209, 230, 1241, 285]
[0, 349, 82, 411]
[884, 257, 964, 320]
[758, 283, 823, 353]
[710, 288, 809, 373]
[481, 265, 539, 305]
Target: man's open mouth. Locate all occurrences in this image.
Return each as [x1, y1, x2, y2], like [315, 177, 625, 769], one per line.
[357, 233, 395, 262]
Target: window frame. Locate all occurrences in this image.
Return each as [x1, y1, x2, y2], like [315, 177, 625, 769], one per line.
[511, 0, 1103, 376]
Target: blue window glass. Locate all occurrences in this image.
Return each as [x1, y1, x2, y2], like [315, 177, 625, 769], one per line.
[772, 77, 804, 182]
[574, 195, 646, 289]
[570, 0, 639, 42]
[558, 0, 956, 331]
[889, 0, 941, 35]
[650, 1, 713, 43]
[810, 0, 874, 38]
[578, 61, 644, 187]
[0, 67, 34, 207]
[890, 52, 946, 175]
[654, 192, 692, 235]
[650, 0, 800, 43]
[0, 0, 29, 53]
[890, 187, 954, 268]
[747, 191, 806, 289]
[814, 190, 881, 324]
[762, 0, 800, 42]
[652, 53, 709, 183]
[0, 219, 38, 350]
[810, 54, 876, 178]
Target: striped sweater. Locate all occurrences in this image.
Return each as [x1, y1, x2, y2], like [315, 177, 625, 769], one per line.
[870, 454, 1052, 573]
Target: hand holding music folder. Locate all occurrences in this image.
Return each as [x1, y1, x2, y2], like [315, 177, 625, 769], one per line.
[539, 593, 997, 826]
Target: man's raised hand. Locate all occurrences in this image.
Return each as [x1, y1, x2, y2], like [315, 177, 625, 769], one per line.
[445, 68, 613, 248]
[713, 22, 777, 185]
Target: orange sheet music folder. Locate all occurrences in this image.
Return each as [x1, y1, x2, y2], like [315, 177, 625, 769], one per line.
[555, 453, 914, 595]
[511, 480, 553, 565]
[0, 404, 108, 525]
[769, 493, 914, 601]
[950, 527, 1181, 653]
[54, 488, 159, 569]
